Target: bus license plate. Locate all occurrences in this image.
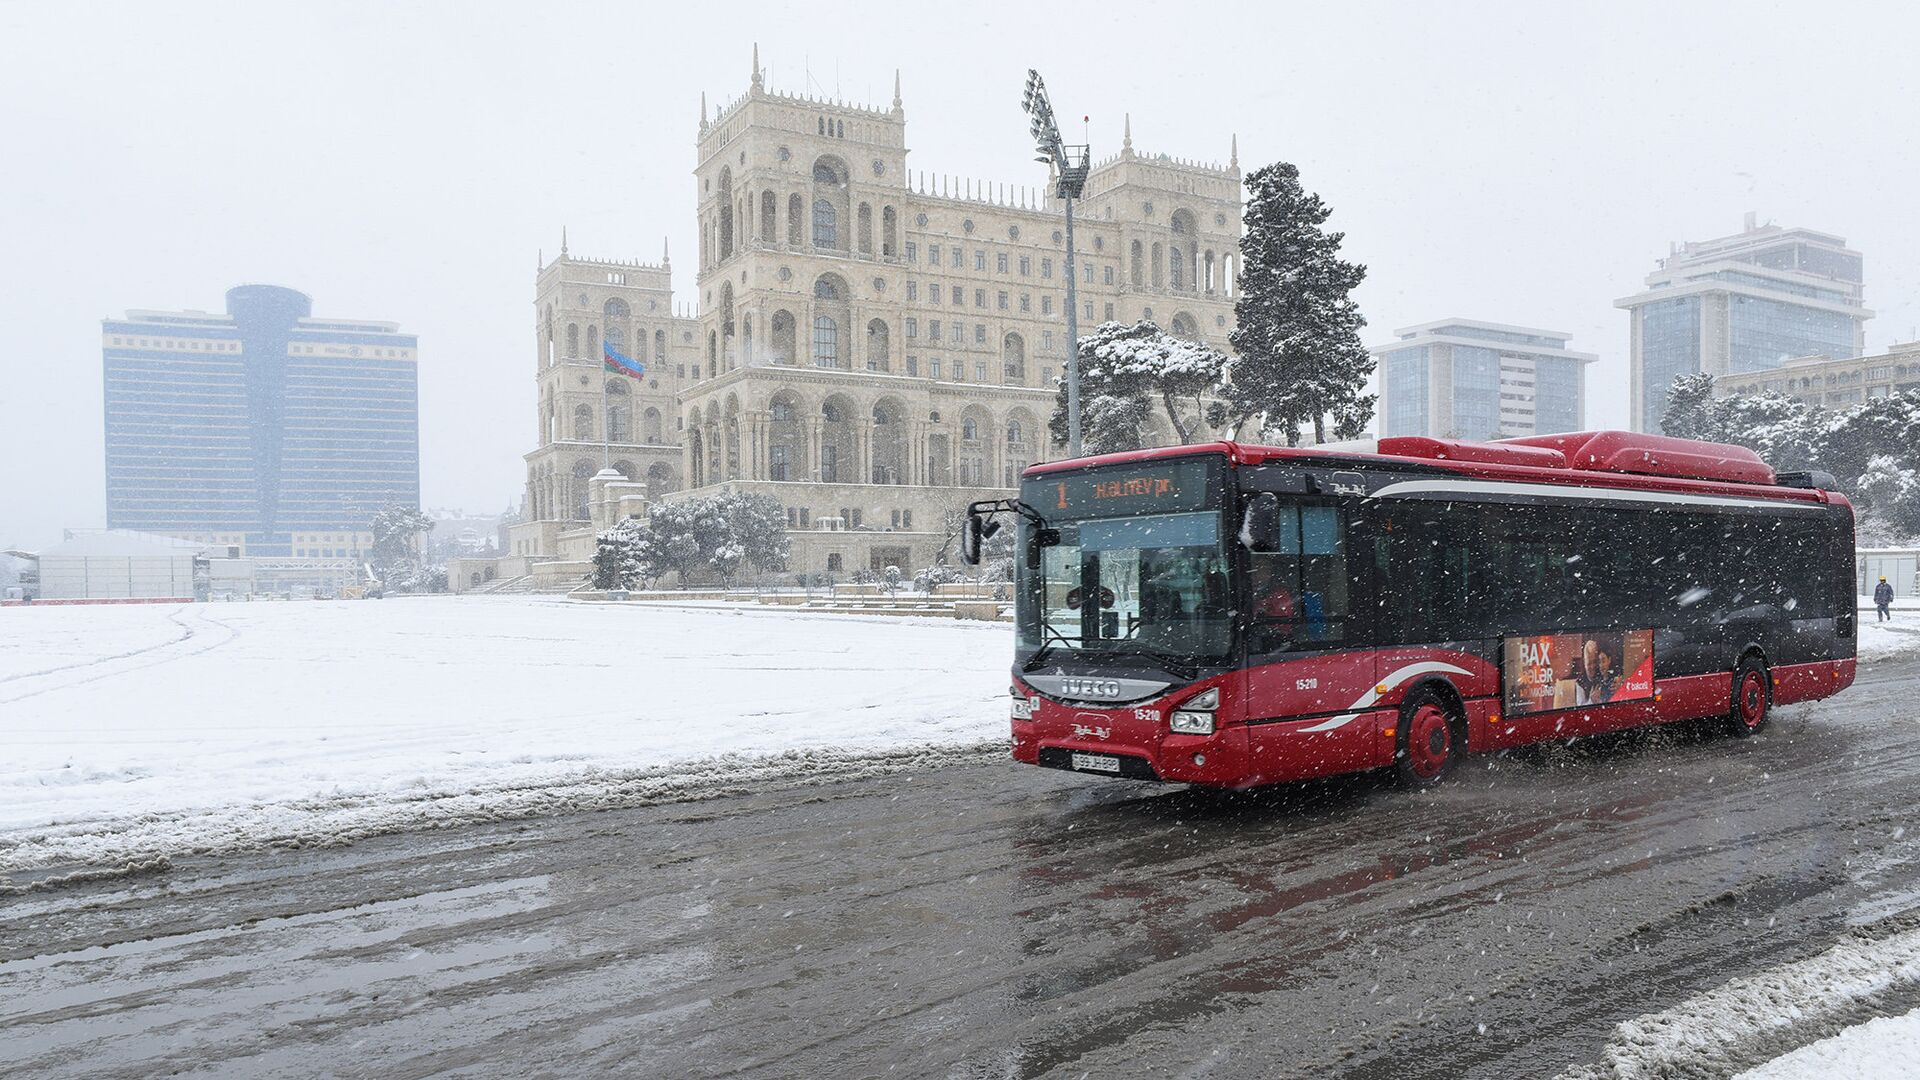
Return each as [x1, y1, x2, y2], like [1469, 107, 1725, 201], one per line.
[1071, 752, 1121, 774]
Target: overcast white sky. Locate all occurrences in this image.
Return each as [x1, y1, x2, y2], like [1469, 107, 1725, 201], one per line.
[4, 1, 1918, 551]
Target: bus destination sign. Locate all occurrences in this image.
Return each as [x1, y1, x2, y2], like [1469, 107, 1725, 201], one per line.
[1031, 458, 1216, 519]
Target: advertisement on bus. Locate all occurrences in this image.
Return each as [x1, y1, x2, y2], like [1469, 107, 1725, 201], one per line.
[1503, 629, 1655, 715]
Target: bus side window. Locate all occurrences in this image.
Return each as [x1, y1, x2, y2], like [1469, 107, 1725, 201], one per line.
[1248, 503, 1346, 650]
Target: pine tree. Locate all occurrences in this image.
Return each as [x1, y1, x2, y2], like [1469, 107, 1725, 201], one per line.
[1660, 372, 1720, 440]
[1228, 162, 1374, 445]
[1049, 320, 1228, 453]
[1821, 390, 1920, 490]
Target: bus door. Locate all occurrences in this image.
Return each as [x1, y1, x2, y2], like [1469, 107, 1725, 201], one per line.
[1242, 496, 1379, 777]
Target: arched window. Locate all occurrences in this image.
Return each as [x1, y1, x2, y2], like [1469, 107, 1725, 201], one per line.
[1169, 246, 1184, 288]
[654, 329, 666, 362]
[771, 399, 795, 421]
[606, 380, 630, 441]
[566, 323, 580, 358]
[572, 460, 595, 520]
[642, 406, 662, 443]
[760, 190, 776, 243]
[1151, 242, 1164, 288]
[814, 277, 841, 300]
[717, 167, 734, 258]
[1203, 250, 1216, 291]
[573, 403, 594, 441]
[604, 297, 630, 320]
[812, 199, 837, 248]
[1129, 241, 1143, 286]
[881, 205, 898, 256]
[812, 316, 838, 366]
[1003, 332, 1027, 381]
[770, 310, 796, 364]
[857, 203, 873, 254]
[1007, 420, 1023, 445]
[787, 193, 803, 245]
[962, 417, 979, 442]
[866, 319, 890, 370]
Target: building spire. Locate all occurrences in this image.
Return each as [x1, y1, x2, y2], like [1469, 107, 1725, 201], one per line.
[1230, 132, 1238, 169]
[751, 43, 763, 91]
[892, 69, 902, 111]
[1122, 112, 1133, 155]
[699, 90, 708, 133]
[560, 227, 568, 257]
[662, 236, 670, 267]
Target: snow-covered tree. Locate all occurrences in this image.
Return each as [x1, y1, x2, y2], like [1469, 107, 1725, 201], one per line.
[1856, 454, 1920, 545]
[368, 505, 439, 592]
[914, 564, 970, 592]
[1049, 320, 1229, 453]
[1660, 372, 1720, 441]
[1821, 390, 1920, 490]
[592, 517, 648, 590]
[1661, 374, 1821, 471]
[629, 490, 790, 586]
[1228, 161, 1374, 445]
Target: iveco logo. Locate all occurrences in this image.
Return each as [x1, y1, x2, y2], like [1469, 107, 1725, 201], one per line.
[1061, 678, 1124, 699]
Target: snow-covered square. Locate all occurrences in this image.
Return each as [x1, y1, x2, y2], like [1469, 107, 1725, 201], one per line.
[0, 597, 1011, 874]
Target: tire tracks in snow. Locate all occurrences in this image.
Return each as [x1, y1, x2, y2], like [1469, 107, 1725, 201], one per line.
[0, 607, 240, 706]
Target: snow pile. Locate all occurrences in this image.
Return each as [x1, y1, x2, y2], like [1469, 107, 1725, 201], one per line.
[1858, 596, 1920, 660]
[1557, 916, 1920, 1080]
[1735, 1005, 1920, 1079]
[0, 597, 1011, 876]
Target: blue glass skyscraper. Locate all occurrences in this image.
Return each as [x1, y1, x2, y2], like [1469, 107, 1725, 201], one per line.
[102, 285, 419, 557]
[1370, 321, 1596, 440]
[1617, 218, 1870, 431]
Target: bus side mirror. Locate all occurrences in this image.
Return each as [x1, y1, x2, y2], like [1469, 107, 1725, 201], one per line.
[961, 513, 999, 565]
[1243, 492, 1282, 552]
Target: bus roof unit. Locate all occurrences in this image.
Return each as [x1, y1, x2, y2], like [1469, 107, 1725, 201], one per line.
[1375, 436, 1569, 470]
[1500, 431, 1777, 487]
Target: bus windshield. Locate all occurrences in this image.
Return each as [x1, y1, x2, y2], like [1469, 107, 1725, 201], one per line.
[1016, 457, 1231, 671]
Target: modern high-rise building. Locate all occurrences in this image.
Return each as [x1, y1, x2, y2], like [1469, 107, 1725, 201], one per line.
[508, 55, 1240, 577]
[1616, 216, 1871, 431]
[1370, 320, 1596, 441]
[101, 285, 420, 559]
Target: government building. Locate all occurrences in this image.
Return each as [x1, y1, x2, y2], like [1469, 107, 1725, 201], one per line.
[500, 56, 1240, 586]
[102, 284, 419, 589]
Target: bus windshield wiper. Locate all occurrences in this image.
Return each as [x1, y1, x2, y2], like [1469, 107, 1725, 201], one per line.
[1109, 644, 1200, 681]
[1021, 621, 1078, 672]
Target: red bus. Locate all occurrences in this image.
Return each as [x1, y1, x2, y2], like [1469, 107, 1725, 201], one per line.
[963, 431, 1858, 789]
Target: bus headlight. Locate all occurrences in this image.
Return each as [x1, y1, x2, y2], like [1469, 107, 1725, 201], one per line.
[1010, 687, 1035, 720]
[1170, 710, 1214, 735]
[1170, 687, 1218, 734]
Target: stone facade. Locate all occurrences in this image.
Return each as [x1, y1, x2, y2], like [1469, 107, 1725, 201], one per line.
[511, 55, 1240, 580]
[1713, 341, 1920, 411]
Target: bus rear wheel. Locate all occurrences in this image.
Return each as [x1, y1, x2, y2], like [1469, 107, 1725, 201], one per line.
[1727, 656, 1772, 738]
[1395, 687, 1463, 789]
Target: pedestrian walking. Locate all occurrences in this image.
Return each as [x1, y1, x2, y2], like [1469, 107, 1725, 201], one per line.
[1876, 576, 1896, 622]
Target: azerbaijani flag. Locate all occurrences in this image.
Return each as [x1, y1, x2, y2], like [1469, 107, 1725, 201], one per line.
[604, 340, 646, 379]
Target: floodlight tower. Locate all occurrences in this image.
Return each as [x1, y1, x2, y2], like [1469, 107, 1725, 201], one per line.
[1021, 69, 1091, 459]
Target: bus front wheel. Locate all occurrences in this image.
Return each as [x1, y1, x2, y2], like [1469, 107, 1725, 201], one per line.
[1727, 656, 1772, 738]
[1395, 686, 1464, 789]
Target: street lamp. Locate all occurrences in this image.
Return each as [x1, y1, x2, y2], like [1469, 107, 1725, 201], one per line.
[1021, 69, 1090, 459]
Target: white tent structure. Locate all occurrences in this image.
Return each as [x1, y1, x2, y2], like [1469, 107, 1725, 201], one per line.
[33, 530, 211, 600]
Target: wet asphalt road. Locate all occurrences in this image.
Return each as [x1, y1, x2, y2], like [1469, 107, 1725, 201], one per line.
[5, 657, 1920, 1080]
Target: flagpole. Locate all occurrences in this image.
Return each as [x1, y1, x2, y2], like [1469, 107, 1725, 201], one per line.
[601, 345, 611, 471]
